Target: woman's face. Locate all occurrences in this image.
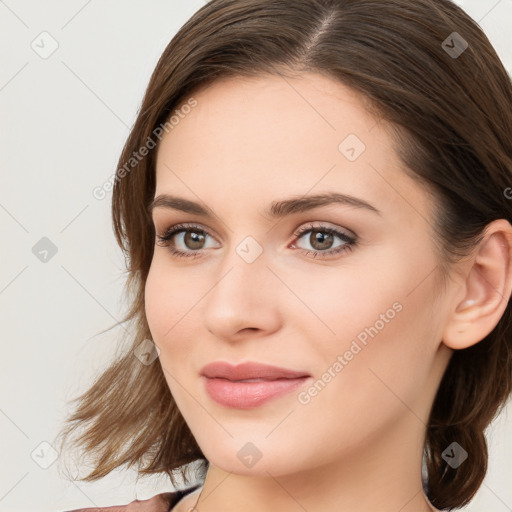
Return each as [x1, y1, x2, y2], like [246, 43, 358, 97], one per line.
[145, 72, 455, 477]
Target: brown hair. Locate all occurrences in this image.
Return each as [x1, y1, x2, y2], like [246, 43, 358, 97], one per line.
[54, 0, 512, 509]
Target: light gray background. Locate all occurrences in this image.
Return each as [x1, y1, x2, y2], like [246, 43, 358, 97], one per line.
[1, 1, 511, 511]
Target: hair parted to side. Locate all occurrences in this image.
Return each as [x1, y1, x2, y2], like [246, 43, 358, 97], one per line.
[54, 0, 512, 509]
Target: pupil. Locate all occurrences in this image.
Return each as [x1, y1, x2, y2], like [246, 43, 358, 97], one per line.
[186, 231, 204, 249]
[312, 231, 332, 250]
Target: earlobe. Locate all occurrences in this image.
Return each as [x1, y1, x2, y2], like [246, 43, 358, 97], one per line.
[442, 219, 512, 350]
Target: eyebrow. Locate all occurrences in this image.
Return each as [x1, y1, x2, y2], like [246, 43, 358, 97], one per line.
[147, 192, 381, 219]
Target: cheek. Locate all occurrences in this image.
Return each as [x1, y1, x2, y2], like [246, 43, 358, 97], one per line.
[308, 271, 441, 431]
[145, 258, 190, 337]
[144, 262, 168, 340]
[301, 247, 441, 400]
[144, 259, 201, 373]
[144, 263, 192, 408]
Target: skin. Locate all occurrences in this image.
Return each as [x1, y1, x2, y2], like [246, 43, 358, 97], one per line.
[144, 72, 512, 512]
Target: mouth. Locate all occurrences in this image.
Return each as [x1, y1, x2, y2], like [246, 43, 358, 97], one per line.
[200, 361, 312, 409]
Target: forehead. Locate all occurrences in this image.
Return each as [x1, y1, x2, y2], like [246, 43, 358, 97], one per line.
[160, 72, 378, 161]
[153, 73, 433, 227]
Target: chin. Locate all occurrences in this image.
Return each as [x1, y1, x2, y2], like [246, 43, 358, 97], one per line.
[191, 428, 316, 477]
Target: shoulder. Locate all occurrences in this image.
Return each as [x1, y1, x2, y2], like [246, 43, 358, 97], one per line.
[64, 485, 202, 512]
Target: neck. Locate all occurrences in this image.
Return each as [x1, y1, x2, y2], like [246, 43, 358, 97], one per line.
[193, 412, 437, 512]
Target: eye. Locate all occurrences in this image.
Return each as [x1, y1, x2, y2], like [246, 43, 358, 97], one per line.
[155, 222, 357, 260]
[155, 223, 219, 259]
[290, 222, 356, 259]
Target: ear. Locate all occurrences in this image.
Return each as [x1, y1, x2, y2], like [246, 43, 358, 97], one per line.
[442, 219, 512, 350]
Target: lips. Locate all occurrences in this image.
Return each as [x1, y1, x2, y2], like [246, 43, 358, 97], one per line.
[200, 361, 311, 408]
[200, 361, 310, 381]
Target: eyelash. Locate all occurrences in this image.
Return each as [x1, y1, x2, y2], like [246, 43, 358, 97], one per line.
[155, 222, 357, 260]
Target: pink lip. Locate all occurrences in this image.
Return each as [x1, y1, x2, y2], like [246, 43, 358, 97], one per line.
[200, 361, 311, 409]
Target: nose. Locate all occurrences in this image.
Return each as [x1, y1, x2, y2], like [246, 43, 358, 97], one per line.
[202, 242, 282, 342]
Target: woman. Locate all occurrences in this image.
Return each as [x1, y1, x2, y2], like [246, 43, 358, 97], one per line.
[57, 0, 512, 511]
